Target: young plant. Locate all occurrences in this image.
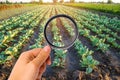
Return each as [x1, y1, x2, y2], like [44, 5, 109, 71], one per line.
[52, 49, 67, 68]
[75, 40, 99, 74]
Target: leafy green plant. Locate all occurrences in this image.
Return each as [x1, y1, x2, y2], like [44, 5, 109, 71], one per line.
[75, 40, 99, 74]
[89, 36, 109, 52]
[79, 29, 90, 37]
[52, 49, 67, 68]
[0, 52, 8, 64]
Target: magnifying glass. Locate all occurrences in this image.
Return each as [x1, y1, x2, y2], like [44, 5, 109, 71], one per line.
[44, 14, 78, 49]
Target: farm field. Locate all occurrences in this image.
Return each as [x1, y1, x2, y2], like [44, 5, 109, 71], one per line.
[0, 5, 120, 80]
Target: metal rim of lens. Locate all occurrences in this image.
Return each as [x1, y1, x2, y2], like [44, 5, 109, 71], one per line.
[44, 14, 78, 49]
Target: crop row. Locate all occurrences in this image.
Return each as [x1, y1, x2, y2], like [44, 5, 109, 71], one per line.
[29, 6, 53, 49]
[51, 7, 67, 68]
[57, 6, 99, 73]
[62, 7, 110, 52]
[61, 6, 120, 52]
[0, 6, 50, 64]
[0, 7, 48, 54]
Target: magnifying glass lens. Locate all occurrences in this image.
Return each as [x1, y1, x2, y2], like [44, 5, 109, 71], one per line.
[44, 15, 78, 49]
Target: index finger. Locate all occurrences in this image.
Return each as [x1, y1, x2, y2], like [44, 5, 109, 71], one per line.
[32, 46, 51, 67]
[23, 48, 42, 57]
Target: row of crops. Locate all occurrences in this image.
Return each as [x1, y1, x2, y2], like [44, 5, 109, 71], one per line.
[0, 5, 120, 75]
[0, 5, 50, 63]
[60, 6, 120, 52]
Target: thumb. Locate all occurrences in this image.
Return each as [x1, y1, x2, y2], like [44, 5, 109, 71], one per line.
[31, 46, 51, 67]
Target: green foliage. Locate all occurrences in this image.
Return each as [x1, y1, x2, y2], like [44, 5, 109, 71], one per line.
[63, 5, 120, 52]
[75, 40, 99, 74]
[29, 8, 51, 49]
[65, 3, 120, 15]
[52, 49, 67, 68]
[79, 29, 90, 37]
[86, 67, 93, 74]
[90, 36, 109, 52]
[0, 6, 49, 64]
[0, 52, 8, 64]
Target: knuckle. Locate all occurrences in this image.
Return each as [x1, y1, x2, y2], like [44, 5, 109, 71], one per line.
[20, 52, 26, 57]
[30, 62, 38, 68]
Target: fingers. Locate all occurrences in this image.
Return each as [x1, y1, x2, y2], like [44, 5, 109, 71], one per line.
[24, 48, 42, 57]
[19, 48, 42, 63]
[20, 48, 42, 59]
[36, 63, 46, 80]
[32, 46, 51, 67]
[36, 56, 51, 80]
[46, 56, 51, 65]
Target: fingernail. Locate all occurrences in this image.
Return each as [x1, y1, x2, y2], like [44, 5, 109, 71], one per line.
[49, 61, 51, 65]
[48, 63, 51, 65]
[44, 46, 51, 52]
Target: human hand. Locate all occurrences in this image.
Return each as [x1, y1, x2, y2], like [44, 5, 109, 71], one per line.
[8, 46, 51, 80]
